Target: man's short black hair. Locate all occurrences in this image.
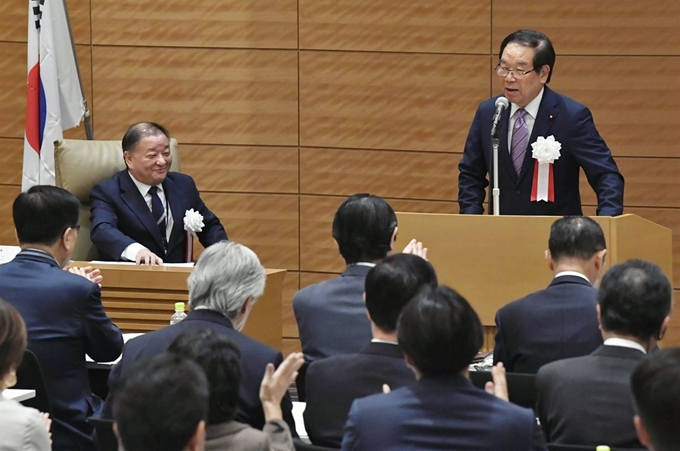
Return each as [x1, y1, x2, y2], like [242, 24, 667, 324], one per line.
[113, 353, 209, 451]
[332, 194, 397, 265]
[122, 122, 170, 154]
[499, 29, 556, 83]
[598, 259, 672, 341]
[397, 285, 483, 376]
[168, 328, 241, 425]
[365, 254, 438, 333]
[631, 348, 680, 451]
[548, 216, 606, 261]
[13, 185, 80, 246]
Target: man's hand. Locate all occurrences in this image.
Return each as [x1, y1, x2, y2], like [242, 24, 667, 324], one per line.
[259, 352, 304, 421]
[41, 412, 52, 444]
[67, 266, 103, 286]
[402, 238, 428, 260]
[135, 249, 163, 266]
[484, 362, 509, 402]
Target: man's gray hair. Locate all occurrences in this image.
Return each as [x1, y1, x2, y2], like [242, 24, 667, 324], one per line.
[187, 241, 266, 320]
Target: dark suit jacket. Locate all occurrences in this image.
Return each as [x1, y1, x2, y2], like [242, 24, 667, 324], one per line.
[104, 309, 296, 434]
[458, 86, 624, 216]
[90, 170, 227, 262]
[536, 345, 645, 448]
[293, 265, 372, 362]
[342, 374, 546, 451]
[304, 342, 415, 447]
[0, 250, 123, 451]
[493, 275, 603, 374]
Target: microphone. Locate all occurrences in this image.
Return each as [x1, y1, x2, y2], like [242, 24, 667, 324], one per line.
[490, 96, 509, 139]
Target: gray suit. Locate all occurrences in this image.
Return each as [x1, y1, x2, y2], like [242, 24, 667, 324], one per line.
[0, 394, 51, 451]
[205, 420, 293, 451]
[536, 345, 645, 448]
[293, 265, 372, 361]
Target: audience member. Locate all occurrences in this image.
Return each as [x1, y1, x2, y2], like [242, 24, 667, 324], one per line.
[0, 186, 123, 451]
[105, 241, 296, 432]
[168, 328, 303, 451]
[0, 298, 51, 451]
[631, 347, 680, 451]
[304, 254, 435, 447]
[494, 216, 605, 373]
[536, 259, 672, 448]
[342, 286, 546, 450]
[293, 193, 426, 362]
[113, 353, 209, 451]
[90, 122, 227, 265]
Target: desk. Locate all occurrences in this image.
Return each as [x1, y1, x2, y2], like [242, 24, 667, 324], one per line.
[3, 389, 36, 402]
[71, 262, 286, 351]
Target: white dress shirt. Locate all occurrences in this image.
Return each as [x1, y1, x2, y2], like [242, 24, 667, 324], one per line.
[507, 87, 545, 153]
[603, 337, 647, 355]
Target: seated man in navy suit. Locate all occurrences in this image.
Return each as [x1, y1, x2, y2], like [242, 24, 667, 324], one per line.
[458, 29, 624, 216]
[0, 186, 123, 451]
[342, 285, 546, 451]
[304, 253, 435, 447]
[493, 216, 605, 373]
[105, 241, 297, 434]
[90, 122, 227, 265]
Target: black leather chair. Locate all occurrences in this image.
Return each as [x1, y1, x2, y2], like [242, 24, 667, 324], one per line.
[89, 417, 118, 451]
[294, 438, 339, 450]
[15, 349, 52, 417]
[295, 361, 310, 402]
[547, 444, 646, 451]
[469, 370, 537, 410]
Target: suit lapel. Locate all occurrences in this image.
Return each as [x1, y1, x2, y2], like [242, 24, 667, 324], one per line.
[119, 171, 166, 251]
[164, 175, 189, 256]
[517, 87, 559, 185]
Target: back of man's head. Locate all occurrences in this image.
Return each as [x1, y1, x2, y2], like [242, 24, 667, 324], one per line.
[598, 259, 672, 342]
[365, 254, 437, 333]
[187, 241, 265, 321]
[113, 353, 209, 451]
[548, 216, 606, 261]
[332, 194, 397, 265]
[13, 185, 80, 246]
[631, 348, 680, 451]
[397, 285, 483, 377]
[168, 328, 241, 426]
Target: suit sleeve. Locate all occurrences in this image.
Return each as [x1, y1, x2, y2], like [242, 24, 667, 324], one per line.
[187, 177, 228, 247]
[89, 183, 137, 260]
[568, 106, 624, 216]
[82, 283, 124, 362]
[492, 310, 510, 370]
[535, 368, 553, 442]
[340, 400, 361, 451]
[458, 106, 489, 214]
[263, 419, 295, 451]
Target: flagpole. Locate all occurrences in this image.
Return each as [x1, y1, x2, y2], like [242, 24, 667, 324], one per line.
[59, 0, 93, 140]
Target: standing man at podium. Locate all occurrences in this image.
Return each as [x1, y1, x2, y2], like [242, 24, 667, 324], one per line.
[458, 29, 624, 216]
[90, 122, 227, 265]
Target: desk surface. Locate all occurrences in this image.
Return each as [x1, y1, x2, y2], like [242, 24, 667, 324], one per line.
[3, 389, 36, 402]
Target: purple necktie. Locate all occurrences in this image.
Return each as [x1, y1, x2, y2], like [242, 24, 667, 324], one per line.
[511, 108, 529, 175]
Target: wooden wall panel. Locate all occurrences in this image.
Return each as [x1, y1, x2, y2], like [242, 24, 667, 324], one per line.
[282, 338, 302, 355]
[92, 47, 298, 146]
[180, 145, 298, 194]
[299, 0, 490, 53]
[199, 193, 299, 270]
[300, 52, 490, 152]
[300, 195, 459, 273]
[282, 271, 300, 338]
[0, 186, 21, 244]
[0, 139, 23, 186]
[91, 0, 297, 49]
[0, 0, 90, 44]
[492, 0, 680, 56]
[301, 148, 459, 200]
[0, 43, 28, 139]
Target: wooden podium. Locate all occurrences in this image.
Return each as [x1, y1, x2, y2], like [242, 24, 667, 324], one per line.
[393, 214, 673, 347]
[71, 262, 286, 351]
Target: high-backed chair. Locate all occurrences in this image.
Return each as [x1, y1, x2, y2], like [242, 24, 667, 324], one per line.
[53, 138, 181, 261]
[15, 349, 53, 417]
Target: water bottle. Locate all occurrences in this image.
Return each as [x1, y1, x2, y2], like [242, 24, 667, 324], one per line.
[170, 302, 187, 325]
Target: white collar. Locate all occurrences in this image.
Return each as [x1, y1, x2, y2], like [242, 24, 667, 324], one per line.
[350, 262, 377, 268]
[554, 270, 590, 283]
[604, 337, 647, 355]
[128, 171, 163, 195]
[509, 86, 544, 120]
[371, 338, 398, 345]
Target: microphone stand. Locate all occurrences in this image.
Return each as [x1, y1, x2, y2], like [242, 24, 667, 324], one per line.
[492, 136, 500, 216]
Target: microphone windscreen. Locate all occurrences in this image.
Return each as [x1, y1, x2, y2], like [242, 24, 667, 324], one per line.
[495, 96, 509, 109]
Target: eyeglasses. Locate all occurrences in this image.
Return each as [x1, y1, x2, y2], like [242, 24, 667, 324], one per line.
[495, 64, 536, 78]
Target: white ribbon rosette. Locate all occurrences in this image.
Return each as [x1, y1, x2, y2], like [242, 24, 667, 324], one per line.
[530, 136, 561, 202]
[183, 209, 204, 262]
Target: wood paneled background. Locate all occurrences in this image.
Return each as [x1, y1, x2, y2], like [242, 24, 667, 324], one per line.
[1, 0, 679, 352]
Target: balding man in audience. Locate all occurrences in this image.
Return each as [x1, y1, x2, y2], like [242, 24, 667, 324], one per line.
[493, 216, 605, 373]
[536, 259, 672, 448]
[304, 254, 434, 447]
[631, 348, 680, 451]
[293, 193, 425, 362]
[342, 286, 546, 450]
[105, 241, 296, 433]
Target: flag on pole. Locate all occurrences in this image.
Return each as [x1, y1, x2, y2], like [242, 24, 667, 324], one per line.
[23, 0, 86, 190]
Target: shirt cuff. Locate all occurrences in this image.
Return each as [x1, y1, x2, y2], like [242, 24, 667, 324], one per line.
[121, 243, 147, 262]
